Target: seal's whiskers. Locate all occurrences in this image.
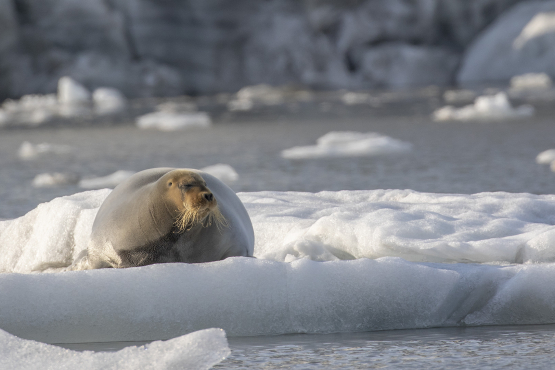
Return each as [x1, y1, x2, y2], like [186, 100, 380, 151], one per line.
[174, 206, 228, 232]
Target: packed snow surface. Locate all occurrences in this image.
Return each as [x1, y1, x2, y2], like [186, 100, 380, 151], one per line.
[281, 131, 412, 159]
[433, 92, 534, 121]
[2, 189, 555, 343]
[0, 328, 229, 370]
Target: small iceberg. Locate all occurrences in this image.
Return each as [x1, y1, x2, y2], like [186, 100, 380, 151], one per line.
[92, 87, 127, 115]
[281, 131, 412, 159]
[201, 164, 239, 184]
[18, 141, 73, 160]
[32, 173, 79, 188]
[536, 149, 555, 164]
[136, 112, 211, 131]
[433, 92, 534, 121]
[510, 73, 553, 91]
[78, 170, 135, 189]
[0, 328, 229, 370]
[0, 77, 127, 127]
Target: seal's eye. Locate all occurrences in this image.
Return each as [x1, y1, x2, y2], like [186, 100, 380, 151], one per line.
[168, 182, 173, 187]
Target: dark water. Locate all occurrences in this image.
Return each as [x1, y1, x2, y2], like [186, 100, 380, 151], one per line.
[1, 97, 555, 219]
[3, 91, 555, 367]
[57, 325, 555, 369]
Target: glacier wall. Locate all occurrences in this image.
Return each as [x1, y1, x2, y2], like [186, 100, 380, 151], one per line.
[0, 0, 548, 99]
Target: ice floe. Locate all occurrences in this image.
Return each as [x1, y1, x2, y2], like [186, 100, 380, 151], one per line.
[136, 112, 211, 131]
[281, 131, 412, 159]
[200, 164, 239, 184]
[0, 327, 229, 370]
[92, 87, 127, 115]
[2, 189, 555, 342]
[433, 92, 534, 121]
[78, 170, 136, 189]
[0, 77, 127, 127]
[510, 73, 553, 90]
[18, 141, 73, 160]
[32, 173, 79, 188]
[536, 149, 555, 164]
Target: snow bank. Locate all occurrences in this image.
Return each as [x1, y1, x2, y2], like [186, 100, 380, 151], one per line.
[3, 189, 555, 342]
[281, 131, 412, 159]
[200, 164, 239, 184]
[18, 141, 73, 160]
[433, 92, 534, 121]
[79, 170, 135, 189]
[136, 112, 211, 131]
[0, 328, 229, 370]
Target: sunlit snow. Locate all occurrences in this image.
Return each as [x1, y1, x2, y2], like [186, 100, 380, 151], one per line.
[1, 189, 555, 344]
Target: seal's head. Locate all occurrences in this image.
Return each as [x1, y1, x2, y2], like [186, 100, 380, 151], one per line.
[159, 169, 227, 232]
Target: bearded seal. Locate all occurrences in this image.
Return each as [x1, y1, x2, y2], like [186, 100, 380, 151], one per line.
[71, 168, 254, 270]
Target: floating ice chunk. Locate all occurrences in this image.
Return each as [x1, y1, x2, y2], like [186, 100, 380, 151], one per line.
[79, 170, 135, 189]
[281, 131, 412, 159]
[136, 111, 211, 131]
[341, 92, 371, 105]
[0, 94, 58, 126]
[236, 84, 284, 105]
[536, 149, 555, 164]
[32, 173, 79, 188]
[443, 89, 477, 103]
[57, 76, 90, 105]
[92, 87, 127, 115]
[433, 92, 534, 121]
[511, 73, 553, 90]
[0, 327, 229, 370]
[156, 101, 197, 113]
[227, 99, 254, 112]
[201, 164, 239, 184]
[18, 141, 73, 160]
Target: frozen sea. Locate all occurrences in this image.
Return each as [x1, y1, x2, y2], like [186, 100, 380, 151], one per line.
[2, 89, 555, 369]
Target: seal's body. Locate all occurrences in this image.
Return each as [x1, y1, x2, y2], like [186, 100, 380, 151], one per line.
[71, 168, 254, 270]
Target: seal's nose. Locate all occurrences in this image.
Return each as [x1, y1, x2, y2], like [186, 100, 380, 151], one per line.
[203, 192, 214, 202]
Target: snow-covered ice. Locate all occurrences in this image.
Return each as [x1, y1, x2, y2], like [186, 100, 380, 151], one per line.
[136, 112, 211, 131]
[2, 189, 555, 342]
[200, 164, 239, 184]
[78, 170, 136, 189]
[281, 131, 412, 159]
[0, 327, 229, 370]
[433, 92, 534, 121]
[18, 141, 73, 160]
